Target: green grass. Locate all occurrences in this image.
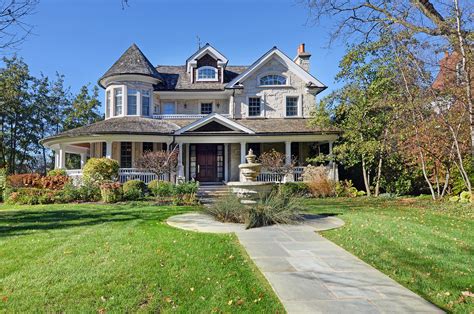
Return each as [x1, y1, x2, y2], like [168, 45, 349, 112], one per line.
[302, 197, 474, 313]
[0, 202, 284, 313]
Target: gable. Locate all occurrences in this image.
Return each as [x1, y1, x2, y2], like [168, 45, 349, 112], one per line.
[188, 121, 236, 132]
[197, 54, 218, 68]
[175, 113, 255, 134]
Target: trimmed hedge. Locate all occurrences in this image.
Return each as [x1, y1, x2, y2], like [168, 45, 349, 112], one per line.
[6, 188, 59, 205]
[83, 158, 119, 184]
[123, 180, 146, 200]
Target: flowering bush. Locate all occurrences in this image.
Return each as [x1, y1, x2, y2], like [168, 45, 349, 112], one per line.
[83, 158, 119, 184]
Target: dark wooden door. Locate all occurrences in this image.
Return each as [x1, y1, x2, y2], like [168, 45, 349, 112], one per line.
[196, 144, 217, 182]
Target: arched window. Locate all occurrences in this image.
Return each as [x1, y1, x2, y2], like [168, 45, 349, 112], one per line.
[197, 66, 218, 81]
[259, 74, 287, 86]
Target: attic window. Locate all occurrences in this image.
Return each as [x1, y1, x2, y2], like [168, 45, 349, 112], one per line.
[260, 74, 287, 86]
[197, 66, 218, 81]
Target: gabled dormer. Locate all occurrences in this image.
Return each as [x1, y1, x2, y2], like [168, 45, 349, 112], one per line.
[186, 43, 228, 84]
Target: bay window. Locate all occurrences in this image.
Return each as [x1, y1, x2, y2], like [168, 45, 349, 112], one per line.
[141, 90, 150, 116]
[127, 89, 138, 115]
[114, 88, 123, 116]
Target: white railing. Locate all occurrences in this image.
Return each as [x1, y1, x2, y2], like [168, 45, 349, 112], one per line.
[257, 166, 305, 183]
[65, 168, 167, 185]
[118, 168, 165, 184]
[153, 113, 230, 120]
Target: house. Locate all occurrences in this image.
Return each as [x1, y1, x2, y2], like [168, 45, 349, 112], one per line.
[41, 43, 340, 183]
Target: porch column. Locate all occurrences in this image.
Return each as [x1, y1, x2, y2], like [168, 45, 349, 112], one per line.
[177, 142, 184, 181]
[58, 144, 66, 169]
[185, 143, 190, 180]
[80, 153, 87, 169]
[105, 141, 112, 159]
[224, 143, 229, 182]
[240, 141, 246, 164]
[329, 141, 333, 155]
[285, 141, 292, 165]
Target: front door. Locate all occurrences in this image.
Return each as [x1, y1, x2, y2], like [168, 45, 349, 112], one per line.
[196, 144, 217, 182]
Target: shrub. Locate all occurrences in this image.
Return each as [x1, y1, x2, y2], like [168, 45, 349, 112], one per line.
[78, 181, 101, 202]
[148, 180, 174, 197]
[47, 169, 67, 176]
[56, 182, 80, 203]
[100, 181, 123, 203]
[7, 173, 42, 188]
[459, 191, 472, 203]
[0, 168, 6, 202]
[449, 195, 460, 202]
[40, 175, 69, 190]
[302, 165, 335, 197]
[277, 182, 309, 196]
[123, 180, 146, 200]
[6, 188, 58, 205]
[246, 193, 303, 229]
[82, 158, 119, 184]
[204, 193, 246, 223]
[174, 180, 199, 195]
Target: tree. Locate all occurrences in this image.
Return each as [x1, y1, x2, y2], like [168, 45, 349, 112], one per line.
[304, 0, 473, 194]
[135, 149, 179, 179]
[0, 0, 37, 51]
[63, 85, 101, 131]
[258, 149, 296, 184]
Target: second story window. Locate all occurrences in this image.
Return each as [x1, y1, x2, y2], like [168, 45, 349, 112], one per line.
[114, 88, 123, 116]
[260, 74, 286, 86]
[201, 103, 213, 114]
[197, 66, 218, 81]
[286, 97, 298, 117]
[127, 89, 138, 115]
[248, 97, 261, 117]
[105, 90, 111, 118]
[142, 90, 150, 116]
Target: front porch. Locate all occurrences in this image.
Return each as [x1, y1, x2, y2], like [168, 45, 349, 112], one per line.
[59, 139, 338, 184]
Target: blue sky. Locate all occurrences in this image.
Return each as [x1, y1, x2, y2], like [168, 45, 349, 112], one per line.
[7, 0, 346, 112]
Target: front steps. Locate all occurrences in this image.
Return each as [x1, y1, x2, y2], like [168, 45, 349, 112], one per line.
[197, 184, 231, 205]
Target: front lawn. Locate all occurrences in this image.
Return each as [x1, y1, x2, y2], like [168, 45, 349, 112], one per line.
[303, 197, 473, 313]
[0, 202, 283, 312]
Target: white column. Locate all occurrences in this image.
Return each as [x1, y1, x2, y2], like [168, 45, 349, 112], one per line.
[229, 94, 235, 118]
[285, 141, 292, 165]
[54, 151, 59, 169]
[178, 142, 184, 180]
[240, 141, 246, 164]
[80, 153, 87, 169]
[224, 143, 229, 182]
[105, 141, 112, 159]
[58, 145, 66, 169]
[137, 90, 142, 116]
[329, 141, 333, 155]
[185, 143, 190, 180]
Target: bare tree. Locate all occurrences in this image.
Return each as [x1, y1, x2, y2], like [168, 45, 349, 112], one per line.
[0, 0, 37, 51]
[135, 148, 178, 180]
[258, 149, 296, 184]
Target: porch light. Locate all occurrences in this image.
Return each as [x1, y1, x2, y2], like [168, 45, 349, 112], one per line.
[184, 103, 187, 108]
[216, 103, 220, 108]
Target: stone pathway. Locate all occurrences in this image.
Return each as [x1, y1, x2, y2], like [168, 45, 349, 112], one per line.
[167, 213, 443, 314]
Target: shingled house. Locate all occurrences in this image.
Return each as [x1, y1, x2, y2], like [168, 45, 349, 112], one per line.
[41, 43, 339, 183]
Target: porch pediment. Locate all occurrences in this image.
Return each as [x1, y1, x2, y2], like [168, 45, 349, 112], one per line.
[175, 113, 255, 134]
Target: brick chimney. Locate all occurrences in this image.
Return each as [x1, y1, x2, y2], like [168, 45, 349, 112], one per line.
[294, 43, 311, 72]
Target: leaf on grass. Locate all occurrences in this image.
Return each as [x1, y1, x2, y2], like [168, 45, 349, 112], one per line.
[2, 296, 8, 302]
[164, 297, 172, 303]
[228, 300, 233, 305]
[461, 291, 474, 297]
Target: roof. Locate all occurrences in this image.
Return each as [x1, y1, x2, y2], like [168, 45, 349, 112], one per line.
[42, 116, 340, 144]
[155, 65, 247, 91]
[99, 44, 163, 87]
[432, 51, 460, 90]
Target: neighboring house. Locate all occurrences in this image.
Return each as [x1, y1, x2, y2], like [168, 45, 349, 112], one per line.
[41, 43, 340, 183]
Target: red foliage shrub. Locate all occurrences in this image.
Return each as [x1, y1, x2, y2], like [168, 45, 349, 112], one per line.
[7, 174, 42, 188]
[40, 175, 69, 190]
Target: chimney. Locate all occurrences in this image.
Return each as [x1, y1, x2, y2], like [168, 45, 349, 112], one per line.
[295, 43, 311, 72]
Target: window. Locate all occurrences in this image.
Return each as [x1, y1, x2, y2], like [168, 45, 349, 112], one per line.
[106, 90, 111, 118]
[102, 142, 107, 157]
[127, 89, 138, 115]
[114, 88, 123, 116]
[248, 97, 261, 117]
[143, 142, 153, 153]
[197, 66, 218, 81]
[286, 96, 298, 116]
[141, 90, 150, 116]
[120, 142, 132, 168]
[260, 74, 286, 86]
[162, 103, 175, 115]
[201, 103, 213, 114]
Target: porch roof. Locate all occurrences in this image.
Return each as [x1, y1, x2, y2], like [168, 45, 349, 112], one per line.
[41, 116, 340, 146]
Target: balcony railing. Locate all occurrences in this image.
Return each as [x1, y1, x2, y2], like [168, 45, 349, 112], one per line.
[153, 113, 230, 120]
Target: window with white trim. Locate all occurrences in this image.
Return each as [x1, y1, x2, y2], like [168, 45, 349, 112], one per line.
[141, 90, 150, 116]
[114, 87, 123, 116]
[201, 103, 213, 114]
[260, 74, 286, 86]
[286, 96, 298, 117]
[197, 66, 218, 81]
[127, 89, 138, 115]
[248, 97, 261, 117]
[105, 90, 111, 118]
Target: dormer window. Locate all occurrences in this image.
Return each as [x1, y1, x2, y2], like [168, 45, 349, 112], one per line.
[260, 74, 287, 86]
[197, 66, 218, 81]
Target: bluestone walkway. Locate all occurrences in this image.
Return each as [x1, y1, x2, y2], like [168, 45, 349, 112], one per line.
[167, 213, 443, 313]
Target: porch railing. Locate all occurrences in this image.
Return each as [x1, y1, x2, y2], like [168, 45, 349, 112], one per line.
[257, 166, 305, 183]
[66, 168, 166, 185]
[153, 113, 230, 120]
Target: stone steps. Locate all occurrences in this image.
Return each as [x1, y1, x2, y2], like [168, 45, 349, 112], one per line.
[197, 184, 231, 205]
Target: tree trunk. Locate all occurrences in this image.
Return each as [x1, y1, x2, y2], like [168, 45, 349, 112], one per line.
[361, 157, 371, 196]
